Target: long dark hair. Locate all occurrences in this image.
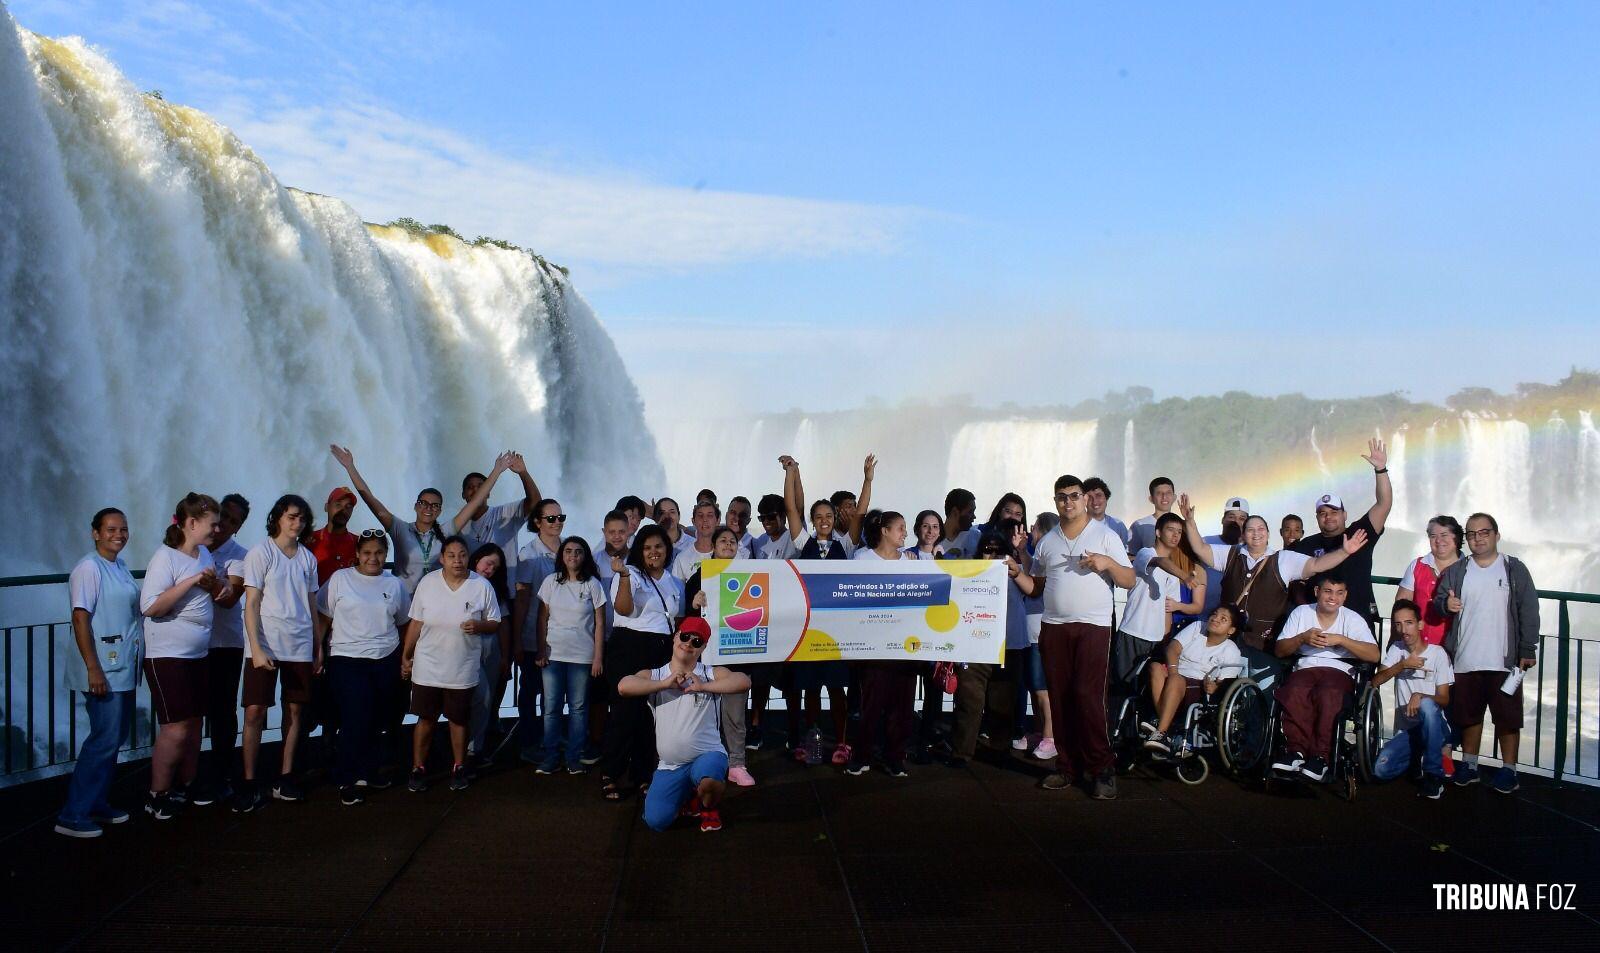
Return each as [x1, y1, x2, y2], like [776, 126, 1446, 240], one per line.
[164, 493, 219, 548]
[555, 535, 601, 583]
[627, 524, 673, 572]
[913, 509, 943, 546]
[986, 492, 1028, 530]
[265, 493, 314, 545]
[469, 542, 509, 604]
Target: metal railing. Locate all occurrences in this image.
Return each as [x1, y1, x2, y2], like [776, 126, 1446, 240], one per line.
[4, 571, 1598, 787]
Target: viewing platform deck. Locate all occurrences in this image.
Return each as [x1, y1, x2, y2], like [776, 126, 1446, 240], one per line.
[2, 729, 1597, 953]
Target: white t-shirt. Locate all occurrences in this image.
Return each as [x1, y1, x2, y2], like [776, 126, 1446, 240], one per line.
[852, 547, 910, 560]
[538, 575, 607, 664]
[755, 531, 795, 560]
[937, 527, 981, 560]
[1172, 621, 1246, 681]
[515, 535, 561, 649]
[1119, 548, 1179, 642]
[1280, 604, 1377, 675]
[320, 568, 410, 659]
[458, 500, 525, 574]
[1030, 521, 1133, 626]
[408, 570, 500, 689]
[648, 661, 726, 770]
[671, 543, 716, 582]
[241, 539, 320, 662]
[208, 537, 249, 650]
[1381, 642, 1456, 729]
[140, 545, 216, 659]
[902, 546, 938, 560]
[1453, 555, 1511, 673]
[611, 567, 684, 635]
[1206, 544, 1311, 587]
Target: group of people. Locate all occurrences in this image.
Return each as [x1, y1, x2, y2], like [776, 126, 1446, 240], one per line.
[54, 439, 1540, 838]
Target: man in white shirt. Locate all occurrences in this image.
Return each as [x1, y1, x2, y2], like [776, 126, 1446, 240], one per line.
[1083, 477, 1130, 552]
[752, 493, 794, 560]
[670, 502, 721, 582]
[1269, 576, 1380, 782]
[1012, 474, 1134, 799]
[1126, 476, 1175, 556]
[1371, 600, 1454, 799]
[1432, 512, 1539, 794]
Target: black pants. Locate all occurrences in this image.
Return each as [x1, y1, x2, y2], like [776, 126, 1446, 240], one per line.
[204, 647, 243, 785]
[600, 628, 671, 786]
[328, 650, 402, 786]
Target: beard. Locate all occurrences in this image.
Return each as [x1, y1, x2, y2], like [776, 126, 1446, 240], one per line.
[1221, 522, 1243, 545]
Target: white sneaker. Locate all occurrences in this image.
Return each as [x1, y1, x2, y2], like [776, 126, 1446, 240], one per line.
[1271, 753, 1305, 774]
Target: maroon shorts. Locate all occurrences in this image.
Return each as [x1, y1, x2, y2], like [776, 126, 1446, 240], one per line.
[241, 659, 315, 707]
[1450, 670, 1524, 731]
[144, 656, 209, 724]
[411, 683, 472, 725]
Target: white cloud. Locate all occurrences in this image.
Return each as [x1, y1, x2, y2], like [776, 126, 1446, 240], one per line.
[217, 99, 920, 269]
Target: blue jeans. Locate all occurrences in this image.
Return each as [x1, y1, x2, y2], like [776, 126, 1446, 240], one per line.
[1374, 696, 1449, 780]
[643, 750, 728, 831]
[328, 651, 401, 786]
[540, 661, 591, 768]
[60, 690, 135, 824]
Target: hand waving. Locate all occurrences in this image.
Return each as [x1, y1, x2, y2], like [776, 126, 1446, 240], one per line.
[1362, 438, 1388, 472]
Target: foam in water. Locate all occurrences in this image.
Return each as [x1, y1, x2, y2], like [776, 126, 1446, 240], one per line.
[0, 17, 660, 573]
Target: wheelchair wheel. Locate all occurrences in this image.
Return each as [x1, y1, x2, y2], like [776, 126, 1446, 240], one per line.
[1353, 682, 1384, 785]
[1217, 678, 1269, 774]
[1175, 753, 1210, 785]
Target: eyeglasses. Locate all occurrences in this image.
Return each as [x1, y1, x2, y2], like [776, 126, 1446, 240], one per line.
[359, 529, 387, 540]
[539, 514, 568, 524]
[1054, 491, 1084, 504]
[979, 548, 1006, 557]
[1465, 529, 1496, 541]
[677, 632, 706, 649]
[415, 500, 442, 511]
[758, 512, 780, 522]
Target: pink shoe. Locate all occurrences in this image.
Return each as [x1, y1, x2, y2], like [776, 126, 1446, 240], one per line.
[831, 743, 852, 766]
[1033, 738, 1058, 761]
[728, 765, 756, 787]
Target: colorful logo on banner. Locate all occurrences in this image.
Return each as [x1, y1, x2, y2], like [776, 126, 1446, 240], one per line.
[717, 572, 770, 655]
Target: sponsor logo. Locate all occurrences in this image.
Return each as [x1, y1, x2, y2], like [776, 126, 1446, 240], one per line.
[718, 571, 770, 655]
[962, 610, 998, 624]
[970, 628, 993, 640]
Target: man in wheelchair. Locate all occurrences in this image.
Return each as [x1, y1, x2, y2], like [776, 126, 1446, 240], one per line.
[1269, 576, 1380, 781]
[1370, 599, 1454, 799]
[1143, 606, 1244, 755]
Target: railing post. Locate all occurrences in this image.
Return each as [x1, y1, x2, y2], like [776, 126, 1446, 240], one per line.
[1552, 599, 1571, 783]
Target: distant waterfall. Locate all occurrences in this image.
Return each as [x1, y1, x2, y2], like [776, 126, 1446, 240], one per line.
[0, 19, 660, 571]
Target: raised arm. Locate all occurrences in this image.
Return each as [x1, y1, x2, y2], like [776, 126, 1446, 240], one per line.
[780, 456, 805, 539]
[505, 451, 542, 518]
[849, 454, 877, 544]
[1301, 528, 1369, 578]
[449, 451, 512, 533]
[330, 444, 396, 531]
[1177, 494, 1217, 568]
[1362, 438, 1392, 533]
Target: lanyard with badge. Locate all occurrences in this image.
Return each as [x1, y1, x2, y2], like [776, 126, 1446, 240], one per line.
[413, 525, 436, 569]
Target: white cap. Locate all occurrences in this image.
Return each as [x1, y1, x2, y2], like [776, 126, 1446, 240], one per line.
[1315, 493, 1345, 511]
[1224, 497, 1249, 514]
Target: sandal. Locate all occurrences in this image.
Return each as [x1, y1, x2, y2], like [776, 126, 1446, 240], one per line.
[601, 780, 632, 801]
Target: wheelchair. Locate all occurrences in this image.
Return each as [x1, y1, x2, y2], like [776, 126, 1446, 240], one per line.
[1111, 656, 1252, 786]
[1215, 658, 1384, 800]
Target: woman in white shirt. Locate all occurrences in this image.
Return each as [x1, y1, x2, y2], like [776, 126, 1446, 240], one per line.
[402, 536, 501, 793]
[320, 530, 411, 805]
[535, 536, 607, 775]
[599, 525, 684, 800]
[139, 493, 226, 820]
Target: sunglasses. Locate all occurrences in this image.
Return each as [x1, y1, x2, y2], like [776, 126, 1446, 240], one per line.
[539, 514, 568, 524]
[979, 548, 1006, 556]
[677, 632, 706, 649]
[359, 529, 387, 540]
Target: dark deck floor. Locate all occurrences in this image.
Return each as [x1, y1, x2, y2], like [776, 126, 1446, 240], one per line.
[3, 727, 1598, 953]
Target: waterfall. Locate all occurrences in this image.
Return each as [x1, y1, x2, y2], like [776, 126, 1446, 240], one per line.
[1389, 426, 1409, 531]
[944, 420, 1099, 522]
[0, 18, 659, 572]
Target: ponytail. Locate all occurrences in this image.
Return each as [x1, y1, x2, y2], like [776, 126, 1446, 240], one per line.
[862, 509, 904, 550]
[164, 492, 220, 548]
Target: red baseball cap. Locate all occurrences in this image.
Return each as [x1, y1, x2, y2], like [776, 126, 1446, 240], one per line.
[677, 617, 711, 641]
[327, 486, 357, 507]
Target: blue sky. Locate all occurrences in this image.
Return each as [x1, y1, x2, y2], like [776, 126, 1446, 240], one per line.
[13, 1, 1600, 416]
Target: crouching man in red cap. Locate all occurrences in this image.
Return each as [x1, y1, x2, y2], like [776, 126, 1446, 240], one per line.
[618, 617, 750, 832]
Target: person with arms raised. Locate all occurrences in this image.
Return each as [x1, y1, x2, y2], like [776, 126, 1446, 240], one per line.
[329, 444, 447, 593]
[1290, 438, 1392, 628]
[139, 493, 226, 820]
[1432, 513, 1538, 794]
[452, 451, 541, 581]
[1011, 474, 1135, 799]
[239, 494, 324, 808]
[56, 508, 144, 838]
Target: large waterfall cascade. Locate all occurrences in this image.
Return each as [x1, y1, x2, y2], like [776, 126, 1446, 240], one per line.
[0, 19, 662, 575]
